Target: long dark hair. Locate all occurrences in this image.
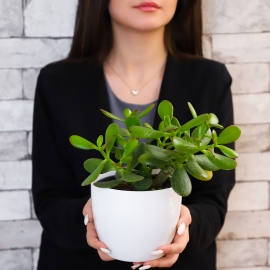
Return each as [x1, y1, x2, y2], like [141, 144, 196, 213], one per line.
[66, 0, 203, 64]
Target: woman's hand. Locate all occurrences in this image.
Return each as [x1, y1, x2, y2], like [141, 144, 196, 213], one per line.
[132, 205, 192, 270]
[82, 198, 115, 261]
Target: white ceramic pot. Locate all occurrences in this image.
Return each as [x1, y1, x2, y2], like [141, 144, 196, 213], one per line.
[91, 171, 182, 262]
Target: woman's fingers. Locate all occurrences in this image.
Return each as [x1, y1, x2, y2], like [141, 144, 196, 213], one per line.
[177, 205, 192, 228]
[138, 253, 179, 269]
[82, 198, 93, 222]
[83, 198, 114, 261]
[86, 222, 114, 261]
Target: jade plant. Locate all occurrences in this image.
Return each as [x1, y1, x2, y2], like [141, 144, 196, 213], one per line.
[69, 100, 241, 197]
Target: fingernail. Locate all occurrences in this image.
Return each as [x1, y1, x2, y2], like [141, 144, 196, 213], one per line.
[100, 247, 111, 254]
[150, 250, 164, 255]
[177, 222, 186, 235]
[131, 264, 142, 269]
[84, 214, 89, 226]
[139, 266, 151, 270]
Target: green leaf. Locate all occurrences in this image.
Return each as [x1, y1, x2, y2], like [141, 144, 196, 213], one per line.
[96, 135, 103, 148]
[171, 117, 181, 128]
[208, 113, 219, 125]
[134, 178, 152, 191]
[212, 130, 218, 145]
[203, 150, 237, 170]
[84, 158, 115, 173]
[125, 116, 142, 130]
[100, 109, 125, 122]
[184, 131, 192, 143]
[217, 125, 241, 145]
[130, 143, 146, 170]
[69, 135, 97, 150]
[158, 121, 165, 132]
[211, 123, 224, 129]
[129, 126, 164, 139]
[121, 156, 133, 163]
[187, 102, 197, 118]
[105, 123, 119, 143]
[186, 155, 208, 178]
[164, 115, 171, 127]
[177, 114, 208, 133]
[158, 100, 173, 120]
[172, 137, 199, 152]
[138, 153, 169, 167]
[171, 166, 192, 197]
[130, 110, 139, 117]
[94, 178, 123, 188]
[184, 165, 213, 181]
[121, 171, 144, 182]
[123, 108, 132, 118]
[164, 125, 178, 132]
[200, 129, 212, 146]
[191, 122, 209, 140]
[138, 104, 155, 119]
[194, 154, 220, 171]
[115, 147, 124, 160]
[115, 170, 122, 179]
[104, 137, 116, 154]
[144, 123, 153, 129]
[144, 144, 177, 161]
[216, 145, 239, 158]
[123, 138, 138, 157]
[81, 160, 107, 186]
[116, 135, 127, 148]
[207, 114, 224, 129]
[119, 128, 130, 137]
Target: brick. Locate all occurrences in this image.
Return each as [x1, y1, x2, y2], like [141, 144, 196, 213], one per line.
[218, 211, 270, 239]
[202, 35, 212, 59]
[23, 69, 40, 100]
[0, 161, 31, 190]
[0, 249, 32, 270]
[217, 239, 268, 268]
[32, 249, 39, 270]
[228, 182, 269, 211]
[0, 220, 42, 249]
[0, 38, 72, 68]
[203, 0, 270, 34]
[0, 191, 31, 221]
[0, 132, 28, 161]
[226, 64, 270, 94]
[235, 124, 270, 153]
[236, 152, 270, 181]
[0, 100, 34, 131]
[233, 93, 270, 124]
[0, 0, 23, 37]
[24, 0, 77, 37]
[27, 131, 32, 156]
[0, 70, 23, 100]
[212, 33, 270, 63]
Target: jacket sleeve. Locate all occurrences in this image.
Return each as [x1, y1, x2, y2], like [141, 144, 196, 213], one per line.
[183, 64, 235, 253]
[32, 69, 90, 250]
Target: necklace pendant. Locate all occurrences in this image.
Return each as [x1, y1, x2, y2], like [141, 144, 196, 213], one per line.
[131, 89, 139, 95]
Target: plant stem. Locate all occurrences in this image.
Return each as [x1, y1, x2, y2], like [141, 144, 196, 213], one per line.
[152, 170, 170, 189]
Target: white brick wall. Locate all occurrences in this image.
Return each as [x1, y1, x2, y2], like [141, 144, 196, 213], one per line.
[0, 0, 269, 269]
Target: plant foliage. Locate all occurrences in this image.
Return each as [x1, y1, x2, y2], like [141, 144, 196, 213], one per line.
[70, 100, 241, 197]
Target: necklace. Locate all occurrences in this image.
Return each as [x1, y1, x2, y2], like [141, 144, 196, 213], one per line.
[106, 61, 165, 96]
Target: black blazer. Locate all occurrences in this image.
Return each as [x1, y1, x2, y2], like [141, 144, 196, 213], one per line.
[32, 55, 235, 270]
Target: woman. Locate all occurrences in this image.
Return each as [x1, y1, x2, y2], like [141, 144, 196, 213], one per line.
[32, 0, 235, 269]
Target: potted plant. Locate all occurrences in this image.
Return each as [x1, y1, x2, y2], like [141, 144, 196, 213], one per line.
[69, 100, 241, 262]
